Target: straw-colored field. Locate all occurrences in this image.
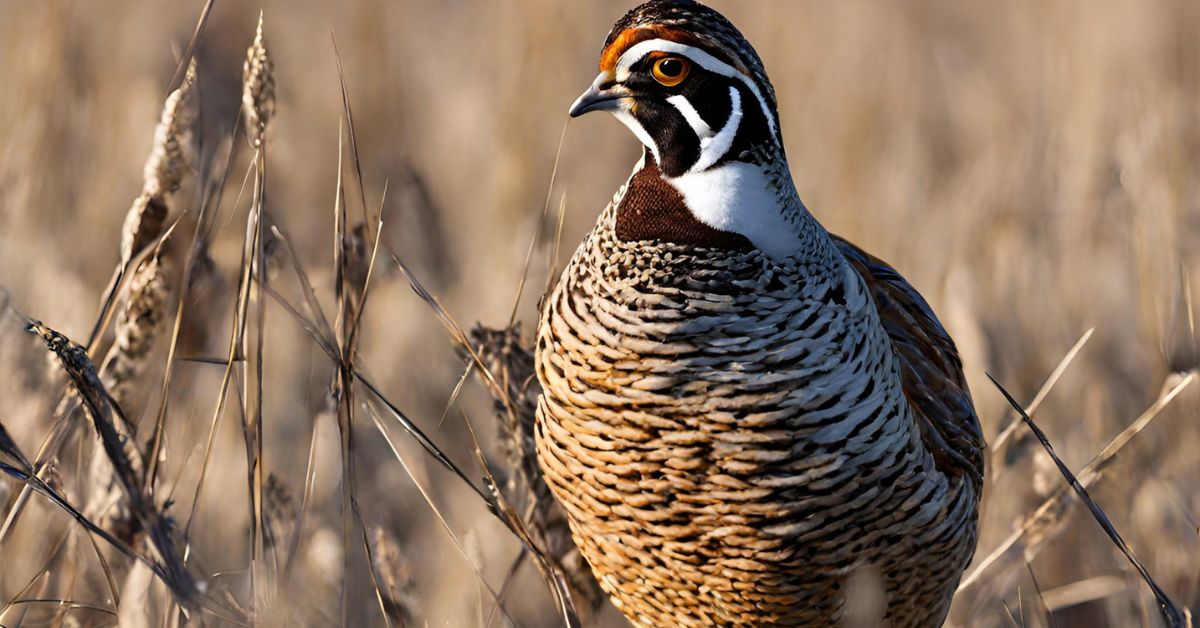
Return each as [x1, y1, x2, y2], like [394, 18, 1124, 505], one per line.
[0, 1, 1197, 626]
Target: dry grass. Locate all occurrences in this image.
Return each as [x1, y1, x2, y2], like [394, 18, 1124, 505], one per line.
[0, 0, 1198, 626]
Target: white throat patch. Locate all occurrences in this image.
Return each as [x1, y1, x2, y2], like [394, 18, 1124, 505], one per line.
[665, 162, 802, 260]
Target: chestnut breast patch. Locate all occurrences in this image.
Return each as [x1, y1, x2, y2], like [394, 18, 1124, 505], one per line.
[615, 160, 753, 251]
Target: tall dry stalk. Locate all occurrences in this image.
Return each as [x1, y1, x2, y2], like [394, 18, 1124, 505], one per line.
[119, 60, 196, 272]
[0, 42, 200, 628]
[25, 321, 242, 623]
[470, 324, 605, 613]
[239, 13, 275, 616]
[84, 59, 198, 544]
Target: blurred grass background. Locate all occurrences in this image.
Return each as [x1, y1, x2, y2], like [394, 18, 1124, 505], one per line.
[0, 0, 1198, 626]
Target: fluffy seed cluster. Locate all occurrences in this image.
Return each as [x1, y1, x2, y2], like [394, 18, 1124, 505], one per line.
[102, 254, 169, 408]
[243, 15, 276, 148]
[120, 60, 196, 268]
[370, 526, 420, 623]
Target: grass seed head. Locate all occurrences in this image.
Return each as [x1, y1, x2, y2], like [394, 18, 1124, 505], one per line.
[120, 60, 196, 266]
[103, 252, 170, 409]
[243, 14, 275, 148]
[141, 59, 196, 202]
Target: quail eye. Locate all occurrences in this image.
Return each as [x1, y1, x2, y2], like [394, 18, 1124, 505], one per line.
[651, 56, 691, 87]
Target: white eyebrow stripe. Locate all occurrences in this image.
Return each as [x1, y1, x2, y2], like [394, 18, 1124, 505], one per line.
[666, 95, 714, 138]
[691, 86, 742, 173]
[615, 38, 777, 138]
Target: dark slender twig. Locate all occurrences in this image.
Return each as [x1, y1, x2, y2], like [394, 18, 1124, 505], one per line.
[988, 373, 1189, 628]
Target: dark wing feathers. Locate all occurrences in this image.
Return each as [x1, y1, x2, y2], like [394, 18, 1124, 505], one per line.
[833, 236, 986, 493]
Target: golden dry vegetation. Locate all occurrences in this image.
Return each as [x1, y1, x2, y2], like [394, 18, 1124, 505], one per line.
[0, 1, 1197, 626]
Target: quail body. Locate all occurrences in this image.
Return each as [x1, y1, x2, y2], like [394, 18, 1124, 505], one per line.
[535, 2, 985, 626]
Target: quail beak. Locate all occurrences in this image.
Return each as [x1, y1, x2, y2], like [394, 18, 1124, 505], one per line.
[569, 73, 627, 117]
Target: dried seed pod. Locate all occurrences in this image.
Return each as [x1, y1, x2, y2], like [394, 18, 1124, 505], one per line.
[242, 14, 275, 148]
[86, 253, 168, 539]
[86, 60, 197, 539]
[141, 59, 196, 202]
[120, 60, 196, 267]
[371, 526, 418, 623]
[119, 194, 169, 274]
[102, 253, 170, 410]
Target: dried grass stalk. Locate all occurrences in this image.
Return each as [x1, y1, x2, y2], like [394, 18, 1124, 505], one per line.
[370, 526, 418, 625]
[27, 322, 240, 622]
[81, 60, 197, 546]
[989, 374, 1190, 627]
[28, 323, 145, 526]
[469, 325, 540, 504]
[243, 14, 275, 148]
[83, 252, 168, 542]
[964, 372, 1196, 592]
[470, 323, 604, 612]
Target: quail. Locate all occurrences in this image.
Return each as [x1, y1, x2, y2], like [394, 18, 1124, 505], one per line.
[534, 1, 985, 625]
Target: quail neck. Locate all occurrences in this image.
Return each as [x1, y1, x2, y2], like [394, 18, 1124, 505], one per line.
[569, 5, 824, 262]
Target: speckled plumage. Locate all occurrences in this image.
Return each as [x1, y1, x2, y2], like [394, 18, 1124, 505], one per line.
[537, 161, 980, 626]
[536, 2, 984, 625]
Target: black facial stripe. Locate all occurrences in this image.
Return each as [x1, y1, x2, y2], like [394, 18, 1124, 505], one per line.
[637, 101, 699, 178]
[625, 67, 729, 176]
[623, 58, 777, 174]
[679, 73, 733, 134]
[724, 83, 773, 162]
